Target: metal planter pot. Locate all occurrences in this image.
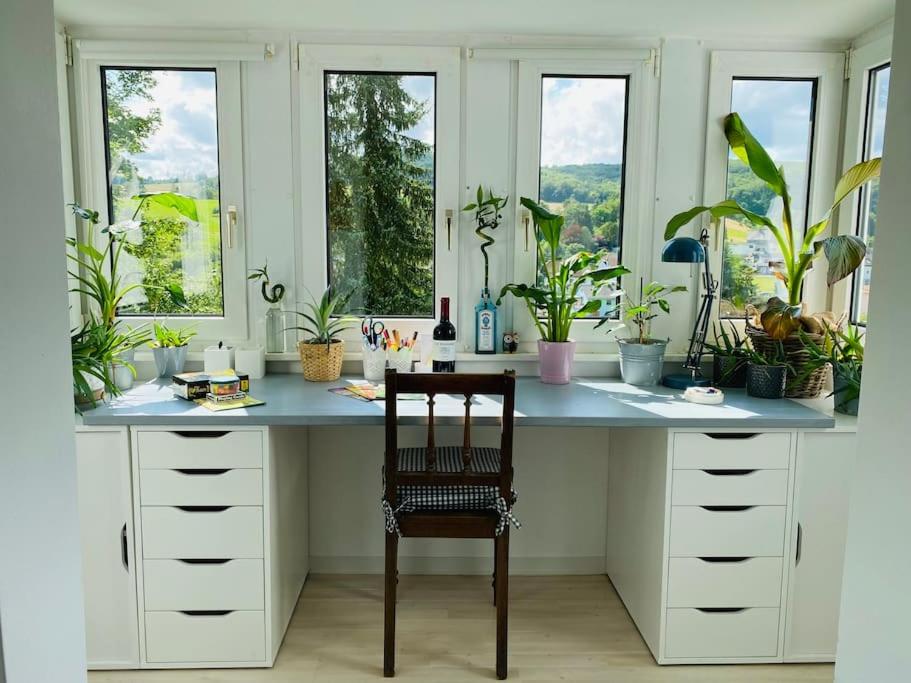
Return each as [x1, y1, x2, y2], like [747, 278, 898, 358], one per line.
[618, 339, 668, 386]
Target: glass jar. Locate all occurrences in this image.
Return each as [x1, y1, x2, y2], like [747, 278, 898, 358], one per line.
[265, 304, 285, 354]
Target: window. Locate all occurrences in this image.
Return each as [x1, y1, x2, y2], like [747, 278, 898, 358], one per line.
[324, 71, 436, 317]
[537, 75, 628, 317]
[101, 67, 224, 317]
[851, 63, 890, 325]
[720, 78, 817, 317]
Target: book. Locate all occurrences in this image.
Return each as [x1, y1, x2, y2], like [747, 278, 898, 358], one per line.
[193, 394, 265, 412]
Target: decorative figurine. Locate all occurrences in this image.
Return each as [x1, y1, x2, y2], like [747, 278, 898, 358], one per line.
[502, 332, 519, 354]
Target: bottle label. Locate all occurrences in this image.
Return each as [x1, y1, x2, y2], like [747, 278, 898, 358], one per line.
[478, 310, 494, 352]
[433, 340, 456, 362]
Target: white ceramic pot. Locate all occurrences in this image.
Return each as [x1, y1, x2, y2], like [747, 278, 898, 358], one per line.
[111, 362, 134, 391]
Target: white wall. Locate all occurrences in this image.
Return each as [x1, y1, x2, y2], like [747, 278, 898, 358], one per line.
[0, 1, 88, 681]
[835, 5, 911, 681]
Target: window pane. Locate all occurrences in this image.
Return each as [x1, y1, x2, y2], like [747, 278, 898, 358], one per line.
[852, 64, 890, 325]
[721, 78, 816, 317]
[538, 75, 628, 317]
[325, 72, 435, 317]
[102, 67, 224, 316]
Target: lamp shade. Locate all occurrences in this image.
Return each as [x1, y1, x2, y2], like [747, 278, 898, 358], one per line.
[661, 236, 706, 263]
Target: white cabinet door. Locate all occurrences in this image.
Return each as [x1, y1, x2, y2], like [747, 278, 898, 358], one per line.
[784, 431, 856, 662]
[76, 427, 140, 669]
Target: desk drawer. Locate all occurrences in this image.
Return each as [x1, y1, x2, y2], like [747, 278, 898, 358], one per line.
[140, 469, 263, 507]
[667, 557, 783, 608]
[141, 506, 263, 559]
[669, 506, 786, 557]
[672, 469, 789, 506]
[144, 559, 264, 611]
[137, 430, 263, 470]
[673, 433, 790, 470]
[665, 607, 779, 659]
[144, 610, 265, 664]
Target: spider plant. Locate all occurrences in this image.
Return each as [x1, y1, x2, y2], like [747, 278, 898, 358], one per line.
[71, 320, 145, 410]
[150, 322, 197, 348]
[289, 286, 357, 349]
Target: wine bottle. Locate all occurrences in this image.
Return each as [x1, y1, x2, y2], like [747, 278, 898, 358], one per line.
[474, 288, 497, 354]
[432, 296, 456, 373]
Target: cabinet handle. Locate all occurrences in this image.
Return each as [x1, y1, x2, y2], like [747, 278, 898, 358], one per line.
[703, 433, 759, 440]
[696, 607, 747, 614]
[172, 430, 229, 439]
[175, 505, 231, 513]
[700, 505, 754, 512]
[120, 523, 129, 571]
[180, 610, 234, 617]
[177, 558, 232, 565]
[698, 557, 749, 563]
[175, 468, 230, 476]
[795, 522, 803, 567]
[702, 469, 757, 476]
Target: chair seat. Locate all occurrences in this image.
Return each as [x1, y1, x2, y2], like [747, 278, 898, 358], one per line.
[398, 445, 501, 474]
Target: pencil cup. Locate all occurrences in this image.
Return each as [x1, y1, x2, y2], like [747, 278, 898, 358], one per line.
[387, 347, 413, 374]
[362, 345, 387, 381]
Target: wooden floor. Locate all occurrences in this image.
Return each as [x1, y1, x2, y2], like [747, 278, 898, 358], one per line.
[89, 575, 833, 682]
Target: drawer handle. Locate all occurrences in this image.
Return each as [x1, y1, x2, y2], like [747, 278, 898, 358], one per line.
[702, 469, 757, 476]
[696, 607, 747, 614]
[703, 433, 759, 440]
[179, 610, 234, 617]
[172, 431, 230, 439]
[177, 558, 232, 565]
[698, 557, 750, 563]
[174, 468, 230, 476]
[175, 505, 231, 513]
[700, 505, 754, 512]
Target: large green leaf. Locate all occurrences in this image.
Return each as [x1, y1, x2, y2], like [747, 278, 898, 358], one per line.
[817, 235, 867, 286]
[664, 199, 777, 240]
[760, 297, 803, 340]
[724, 113, 787, 197]
[831, 158, 881, 211]
[134, 191, 199, 223]
[520, 196, 563, 255]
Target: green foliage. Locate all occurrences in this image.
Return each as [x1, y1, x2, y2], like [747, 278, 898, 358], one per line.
[704, 320, 749, 357]
[71, 320, 147, 409]
[248, 263, 286, 304]
[103, 69, 161, 193]
[608, 279, 687, 344]
[498, 198, 630, 342]
[325, 73, 434, 316]
[721, 241, 759, 310]
[151, 322, 196, 348]
[794, 326, 864, 404]
[289, 287, 357, 346]
[463, 186, 508, 291]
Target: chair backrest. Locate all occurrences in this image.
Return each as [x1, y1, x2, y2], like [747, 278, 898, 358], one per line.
[384, 369, 517, 502]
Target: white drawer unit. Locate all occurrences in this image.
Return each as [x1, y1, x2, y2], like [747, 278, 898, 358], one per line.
[141, 505, 264, 559]
[667, 557, 783, 608]
[144, 610, 266, 664]
[669, 505, 787, 558]
[140, 468, 264, 507]
[664, 607, 780, 659]
[673, 432, 790, 470]
[137, 430, 263, 470]
[143, 559, 265, 611]
[672, 469, 789, 506]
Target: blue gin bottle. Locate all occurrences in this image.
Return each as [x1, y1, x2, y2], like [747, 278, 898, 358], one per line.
[474, 288, 497, 354]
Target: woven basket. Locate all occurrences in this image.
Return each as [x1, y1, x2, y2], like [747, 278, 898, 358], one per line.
[746, 328, 828, 398]
[299, 339, 344, 382]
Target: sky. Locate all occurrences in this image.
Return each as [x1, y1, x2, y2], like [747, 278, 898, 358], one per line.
[401, 74, 435, 144]
[729, 79, 815, 163]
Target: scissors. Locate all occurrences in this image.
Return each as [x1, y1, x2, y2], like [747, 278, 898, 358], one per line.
[361, 317, 385, 347]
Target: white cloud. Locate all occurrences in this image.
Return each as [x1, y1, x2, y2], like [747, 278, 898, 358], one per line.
[540, 77, 627, 166]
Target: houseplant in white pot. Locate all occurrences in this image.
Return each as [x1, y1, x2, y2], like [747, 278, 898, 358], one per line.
[605, 278, 686, 386]
[289, 286, 357, 382]
[498, 197, 629, 384]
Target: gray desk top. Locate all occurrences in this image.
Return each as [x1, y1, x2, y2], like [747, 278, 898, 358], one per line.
[80, 375, 836, 429]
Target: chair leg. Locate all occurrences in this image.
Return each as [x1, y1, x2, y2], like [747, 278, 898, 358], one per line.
[492, 537, 499, 606]
[384, 531, 398, 677]
[495, 530, 509, 680]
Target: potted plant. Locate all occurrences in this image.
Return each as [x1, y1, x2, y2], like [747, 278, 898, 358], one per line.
[797, 326, 864, 415]
[248, 262, 288, 353]
[743, 342, 793, 400]
[605, 278, 686, 386]
[290, 286, 357, 382]
[498, 198, 629, 384]
[149, 322, 196, 377]
[463, 186, 508, 354]
[663, 112, 880, 397]
[71, 320, 141, 410]
[704, 321, 750, 388]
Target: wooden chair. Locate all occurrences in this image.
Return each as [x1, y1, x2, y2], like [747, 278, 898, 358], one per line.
[382, 369, 519, 680]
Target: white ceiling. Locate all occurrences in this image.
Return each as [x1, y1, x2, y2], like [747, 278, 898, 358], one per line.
[56, 0, 893, 43]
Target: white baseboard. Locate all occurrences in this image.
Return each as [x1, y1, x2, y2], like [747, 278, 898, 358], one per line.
[309, 555, 606, 575]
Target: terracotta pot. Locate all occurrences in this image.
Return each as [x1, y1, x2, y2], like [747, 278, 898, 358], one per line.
[299, 339, 345, 381]
[537, 340, 576, 384]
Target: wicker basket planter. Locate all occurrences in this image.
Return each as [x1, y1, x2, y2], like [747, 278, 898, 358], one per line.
[298, 339, 344, 382]
[746, 327, 827, 398]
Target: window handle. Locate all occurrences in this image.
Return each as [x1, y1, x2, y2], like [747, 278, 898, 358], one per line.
[520, 209, 530, 252]
[445, 209, 453, 251]
[224, 205, 238, 249]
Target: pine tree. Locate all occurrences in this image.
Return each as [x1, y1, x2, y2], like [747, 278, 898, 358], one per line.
[325, 73, 435, 317]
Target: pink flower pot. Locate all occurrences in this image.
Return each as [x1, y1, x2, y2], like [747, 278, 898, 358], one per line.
[537, 340, 576, 384]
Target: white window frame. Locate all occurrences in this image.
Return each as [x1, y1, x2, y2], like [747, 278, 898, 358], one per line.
[296, 44, 461, 342]
[836, 35, 892, 324]
[512, 51, 658, 349]
[703, 51, 844, 322]
[72, 41, 252, 343]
